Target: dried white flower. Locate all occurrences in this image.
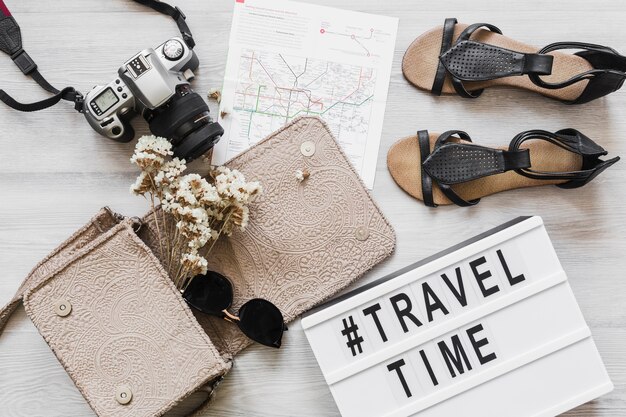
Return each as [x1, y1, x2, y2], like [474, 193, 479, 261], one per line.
[130, 136, 174, 172]
[208, 88, 222, 103]
[130, 171, 151, 195]
[181, 252, 208, 276]
[154, 158, 186, 187]
[130, 135, 262, 290]
[134, 135, 173, 157]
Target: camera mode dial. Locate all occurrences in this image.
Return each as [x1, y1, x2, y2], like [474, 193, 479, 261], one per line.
[163, 39, 185, 61]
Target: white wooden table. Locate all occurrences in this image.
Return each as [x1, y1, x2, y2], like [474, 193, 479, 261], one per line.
[1, 1, 625, 416]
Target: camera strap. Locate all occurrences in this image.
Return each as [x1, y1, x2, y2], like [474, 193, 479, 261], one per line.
[0, 0, 194, 113]
[0, 0, 84, 112]
[133, 0, 195, 49]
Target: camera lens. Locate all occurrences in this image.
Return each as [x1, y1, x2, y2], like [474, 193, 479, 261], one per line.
[148, 86, 223, 161]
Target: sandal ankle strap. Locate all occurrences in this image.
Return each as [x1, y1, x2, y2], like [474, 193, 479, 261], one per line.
[528, 42, 626, 104]
[509, 129, 620, 187]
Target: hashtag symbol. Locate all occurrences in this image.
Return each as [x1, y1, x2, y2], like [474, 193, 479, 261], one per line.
[341, 316, 364, 356]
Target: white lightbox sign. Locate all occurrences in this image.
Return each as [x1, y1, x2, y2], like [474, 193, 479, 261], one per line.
[302, 217, 612, 417]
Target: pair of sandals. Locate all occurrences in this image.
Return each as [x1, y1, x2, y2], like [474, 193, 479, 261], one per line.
[388, 18, 623, 207]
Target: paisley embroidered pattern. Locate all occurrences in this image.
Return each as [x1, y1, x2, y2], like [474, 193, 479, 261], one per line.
[0, 209, 118, 334]
[23, 225, 229, 417]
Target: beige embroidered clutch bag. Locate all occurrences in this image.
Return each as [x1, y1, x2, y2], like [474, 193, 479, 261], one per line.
[140, 116, 396, 357]
[0, 215, 230, 417]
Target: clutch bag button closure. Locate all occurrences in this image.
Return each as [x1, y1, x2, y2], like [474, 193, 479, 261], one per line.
[355, 226, 370, 241]
[300, 141, 316, 157]
[54, 299, 72, 317]
[115, 386, 133, 405]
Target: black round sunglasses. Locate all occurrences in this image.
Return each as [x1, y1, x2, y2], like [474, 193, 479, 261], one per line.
[182, 271, 286, 348]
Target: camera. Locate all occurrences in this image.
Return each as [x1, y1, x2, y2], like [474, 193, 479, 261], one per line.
[83, 38, 223, 161]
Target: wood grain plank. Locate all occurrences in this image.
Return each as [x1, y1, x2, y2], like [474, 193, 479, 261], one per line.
[1, 0, 625, 416]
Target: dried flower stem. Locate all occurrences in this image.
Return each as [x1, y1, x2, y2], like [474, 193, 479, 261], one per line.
[181, 211, 233, 293]
[161, 206, 172, 270]
[147, 175, 166, 261]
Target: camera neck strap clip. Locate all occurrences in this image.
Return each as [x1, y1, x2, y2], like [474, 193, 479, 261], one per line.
[174, 7, 196, 49]
[11, 49, 37, 76]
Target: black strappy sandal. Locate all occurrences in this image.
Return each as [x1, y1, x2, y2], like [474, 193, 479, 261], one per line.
[387, 129, 620, 207]
[402, 18, 626, 104]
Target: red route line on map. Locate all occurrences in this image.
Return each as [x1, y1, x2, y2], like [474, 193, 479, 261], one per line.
[322, 29, 375, 55]
[323, 30, 374, 41]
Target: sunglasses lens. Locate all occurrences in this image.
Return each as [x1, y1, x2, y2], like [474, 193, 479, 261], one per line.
[183, 271, 233, 314]
[238, 299, 285, 348]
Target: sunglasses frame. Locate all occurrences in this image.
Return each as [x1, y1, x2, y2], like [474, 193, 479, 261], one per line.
[182, 272, 286, 348]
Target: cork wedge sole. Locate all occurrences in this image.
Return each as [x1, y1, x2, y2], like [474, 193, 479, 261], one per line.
[402, 23, 593, 102]
[387, 133, 582, 206]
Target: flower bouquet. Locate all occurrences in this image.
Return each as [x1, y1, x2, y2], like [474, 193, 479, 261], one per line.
[129, 136, 262, 291]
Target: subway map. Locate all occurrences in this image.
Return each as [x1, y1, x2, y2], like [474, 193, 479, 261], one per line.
[231, 49, 376, 169]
